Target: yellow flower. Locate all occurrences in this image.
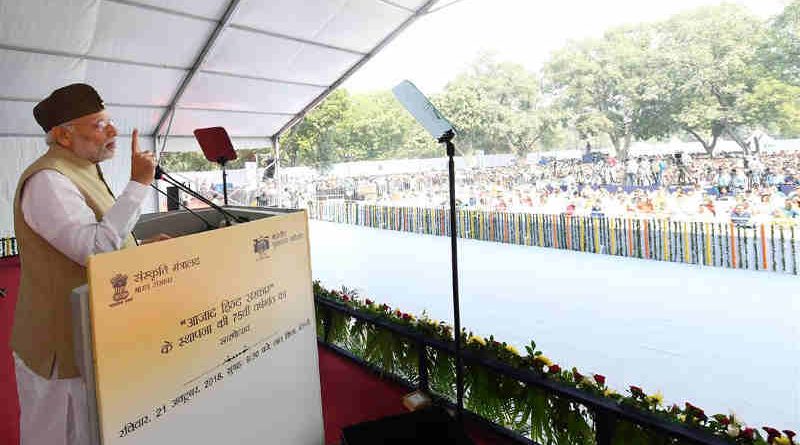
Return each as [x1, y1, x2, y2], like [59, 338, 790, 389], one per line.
[774, 437, 790, 445]
[534, 355, 553, 367]
[646, 391, 664, 406]
[603, 388, 618, 397]
[467, 335, 486, 346]
[505, 344, 520, 356]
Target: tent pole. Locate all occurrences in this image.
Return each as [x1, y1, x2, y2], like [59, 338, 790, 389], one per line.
[272, 137, 280, 181]
[151, 134, 162, 212]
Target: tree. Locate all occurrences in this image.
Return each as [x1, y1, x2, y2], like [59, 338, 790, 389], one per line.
[653, 4, 793, 155]
[279, 89, 351, 168]
[160, 152, 216, 172]
[762, 0, 800, 86]
[543, 25, 665, 160]
[159, 148, 272, 173]
[337, 91, 422, 161]
[279, 88, 440, 167]
[741, 78, 800, 139]
[438, 53, 557, 157]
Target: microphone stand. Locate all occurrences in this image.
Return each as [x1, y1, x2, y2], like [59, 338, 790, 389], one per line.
[155, 166, 246, 225]
[439, 129, 464, 422]
[219, 157, 229, 206]
[391, 81, 465, 426]
[150, 184, 216, 231]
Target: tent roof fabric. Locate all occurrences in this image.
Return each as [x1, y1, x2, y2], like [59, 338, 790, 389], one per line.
[0, 0, 436, 151]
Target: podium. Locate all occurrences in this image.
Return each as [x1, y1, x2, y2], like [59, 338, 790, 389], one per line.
[70, 207, 324, 445]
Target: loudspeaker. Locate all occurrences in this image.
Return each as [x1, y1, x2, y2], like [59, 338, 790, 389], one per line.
[341, 406, 474, 445]
[166, 186, 180, 211]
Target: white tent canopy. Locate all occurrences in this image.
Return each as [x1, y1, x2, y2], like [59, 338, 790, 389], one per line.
[0, 0, 436, 234]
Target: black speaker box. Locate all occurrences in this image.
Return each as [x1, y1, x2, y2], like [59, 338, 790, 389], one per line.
[166, 186, 180, 211]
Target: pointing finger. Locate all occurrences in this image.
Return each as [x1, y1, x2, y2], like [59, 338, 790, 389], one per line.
[131, 128, 140, 156]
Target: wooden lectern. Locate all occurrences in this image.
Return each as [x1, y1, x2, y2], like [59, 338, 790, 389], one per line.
[70, 207, 324, 445]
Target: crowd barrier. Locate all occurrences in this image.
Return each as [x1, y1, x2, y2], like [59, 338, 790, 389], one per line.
[1, 237, 17, 258]
[309, 202, 800, 275]
[5, 202, 798, 275]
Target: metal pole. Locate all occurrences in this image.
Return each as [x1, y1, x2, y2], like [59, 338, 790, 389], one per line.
[440, 130, 464, 420]
[222, 163, 229, 206]
[272, 137, 280, 180]
[417, 340, 429, 392]
[271, 137, 281, 203]
[152, 134, 163, 212]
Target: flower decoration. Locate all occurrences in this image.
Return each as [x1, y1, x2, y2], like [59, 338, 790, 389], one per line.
[468, 335, 487, 346]
[646, 390, 664, 407]
[684, 402, 708, 424]
[504, 344, 520, 356]
[593, 374, 606, 387]
[313, 281, 797, 444]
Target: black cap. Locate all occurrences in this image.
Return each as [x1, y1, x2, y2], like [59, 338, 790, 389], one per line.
[33, 83, 105, 132]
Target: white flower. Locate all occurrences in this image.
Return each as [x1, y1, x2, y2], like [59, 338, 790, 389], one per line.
[726, 425, 740, 438]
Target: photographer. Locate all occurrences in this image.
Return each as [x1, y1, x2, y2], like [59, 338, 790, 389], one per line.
[674, 152, 690, 185]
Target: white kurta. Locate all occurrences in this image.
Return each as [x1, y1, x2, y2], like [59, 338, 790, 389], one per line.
[16, 168, 148, 445]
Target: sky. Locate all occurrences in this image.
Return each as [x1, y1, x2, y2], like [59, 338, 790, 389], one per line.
[343, 0, 790, 94]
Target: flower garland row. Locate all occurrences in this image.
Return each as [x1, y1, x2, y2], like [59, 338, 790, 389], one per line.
[314, 282, 796, 445]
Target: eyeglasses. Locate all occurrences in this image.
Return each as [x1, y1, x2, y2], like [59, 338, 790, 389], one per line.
[62, 118, 116, 133]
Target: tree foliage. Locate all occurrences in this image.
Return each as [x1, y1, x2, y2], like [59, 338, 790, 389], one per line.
[160, 148, 271, 172]
[438, 53, 558, 157]
[279, 89, 351, 169]
[652, 4, 772, 154]
[763, 0, 800, 86]
[339, 91, 430, 160]
[543, 25, 665, 159]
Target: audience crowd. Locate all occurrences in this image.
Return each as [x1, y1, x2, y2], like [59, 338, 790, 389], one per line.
[193, 150, 800, 226]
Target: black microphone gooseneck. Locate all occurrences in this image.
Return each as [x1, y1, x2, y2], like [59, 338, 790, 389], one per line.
[155, 166, 246, 225]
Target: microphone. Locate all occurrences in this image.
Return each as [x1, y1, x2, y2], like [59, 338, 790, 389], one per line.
[154, 165, 248, 225]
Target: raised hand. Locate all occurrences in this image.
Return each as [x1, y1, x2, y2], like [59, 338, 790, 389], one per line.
[130, 129, 156, 185]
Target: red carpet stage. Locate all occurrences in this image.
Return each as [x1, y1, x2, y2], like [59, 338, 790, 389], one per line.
[0, 256, 20, 445]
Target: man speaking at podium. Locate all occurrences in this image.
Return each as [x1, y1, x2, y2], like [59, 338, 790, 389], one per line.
[11, 83, 165, 444]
